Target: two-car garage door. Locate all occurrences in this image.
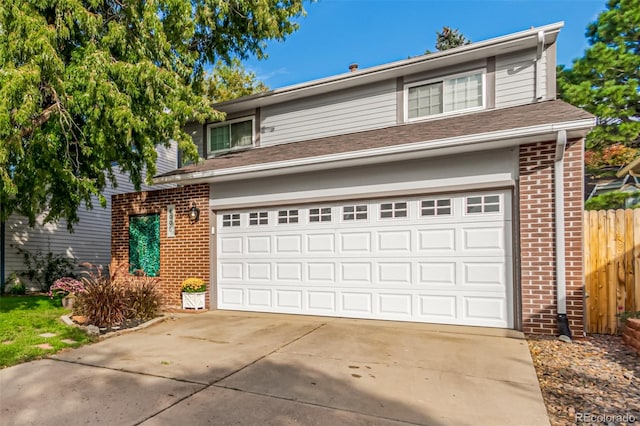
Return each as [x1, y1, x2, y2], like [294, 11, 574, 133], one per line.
[216, 190, 513, 328]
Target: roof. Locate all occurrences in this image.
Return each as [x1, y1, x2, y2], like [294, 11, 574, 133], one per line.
[215, 22, 563, 114]
[156, 100, 594, 184]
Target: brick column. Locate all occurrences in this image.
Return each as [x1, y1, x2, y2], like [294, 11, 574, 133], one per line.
[518, 139, 584, 334]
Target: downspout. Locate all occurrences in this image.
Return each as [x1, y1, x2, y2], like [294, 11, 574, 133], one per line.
[555, 129, 571, 341]
[535, 30, 545, 100]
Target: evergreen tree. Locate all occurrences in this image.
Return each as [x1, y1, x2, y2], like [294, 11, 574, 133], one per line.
[558, 0, 640, 152]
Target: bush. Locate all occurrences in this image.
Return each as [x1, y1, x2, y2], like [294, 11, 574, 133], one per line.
[75, 263, 129, 328]
[74, 262, 163, 328]
[126, 277, 163, 321]
[14, 247, 76, 292]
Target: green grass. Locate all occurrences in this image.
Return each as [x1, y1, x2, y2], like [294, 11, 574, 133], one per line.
[0, 295, 93, 368]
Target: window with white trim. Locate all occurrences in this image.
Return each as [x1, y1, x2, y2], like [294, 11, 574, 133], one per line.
[421, 199, 452, 216]
[380, 202, 407, 219]
[222, 213, 240, 227]
[208, 117, 254, 154]
[343, 205, 368, 221]
[249, 212, 268, 225]
[278, 209, 299, 224]
[466, 195, 501, 214]
[309, 207, 331, 223]
[406, 71, 484, 120]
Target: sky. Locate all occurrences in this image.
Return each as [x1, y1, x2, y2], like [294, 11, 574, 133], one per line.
[243, 0, 606, 89]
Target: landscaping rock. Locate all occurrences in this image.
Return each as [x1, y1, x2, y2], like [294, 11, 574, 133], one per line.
[528, 334, 640, 426]
[86, 325, 100, 337]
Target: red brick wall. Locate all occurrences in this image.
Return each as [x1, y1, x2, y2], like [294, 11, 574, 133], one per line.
[622, 319, 640, 356]
[112, 184, 211, 309]
[519, 139, 584, 335]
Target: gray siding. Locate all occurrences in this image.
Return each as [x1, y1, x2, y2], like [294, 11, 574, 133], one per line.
[260, 80, 397, 147]
[4, 143, 178, 281]
[495, 49, 547, 108]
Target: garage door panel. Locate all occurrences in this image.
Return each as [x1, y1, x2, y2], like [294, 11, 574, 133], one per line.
[418, 262, 457, 287]
[340, 262, 373, 284]
[341, 292, 373, 313]
[378, 263, 412, 284]
[217, 190, 513, 328]
[377, 231, 412, 252]
[307, 291, 337, 311]
[340, 232, 372, 253]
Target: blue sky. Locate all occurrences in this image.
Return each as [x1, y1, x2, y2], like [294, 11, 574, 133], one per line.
[243, 0, 606, 89]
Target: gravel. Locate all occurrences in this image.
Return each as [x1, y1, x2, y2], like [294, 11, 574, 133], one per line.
[528, 334, 640, 425]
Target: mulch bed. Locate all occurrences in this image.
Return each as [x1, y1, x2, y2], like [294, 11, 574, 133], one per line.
[528, 334, 640, 425]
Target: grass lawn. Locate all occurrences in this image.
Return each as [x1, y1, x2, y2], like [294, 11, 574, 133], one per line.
[0, 295, 93, 368]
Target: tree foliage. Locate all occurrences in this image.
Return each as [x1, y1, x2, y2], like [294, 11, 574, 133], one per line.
[0, 0, 305, 227]
[558, 0, 640, 152]
[205, 58, 268, 103]
[425, 26, 471, 54]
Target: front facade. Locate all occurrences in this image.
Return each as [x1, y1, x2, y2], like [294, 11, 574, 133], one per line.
[112, 23, 594, 335]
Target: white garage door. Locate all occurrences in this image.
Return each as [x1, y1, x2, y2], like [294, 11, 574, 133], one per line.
[216, 190, 513, 328]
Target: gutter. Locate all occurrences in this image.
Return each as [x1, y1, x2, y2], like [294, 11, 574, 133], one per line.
[555, 129, 572, 342]
[154, 118, 595, 185]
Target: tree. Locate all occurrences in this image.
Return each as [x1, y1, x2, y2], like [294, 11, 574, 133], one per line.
[425, 26, 471, 54]
[205, 58, 268, 103]
[558, 0, 640, 153]
[0, 0, 305, 228]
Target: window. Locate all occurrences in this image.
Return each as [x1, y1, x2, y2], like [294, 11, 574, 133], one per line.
[421, 199, 452, 216]
[343, 205, 368, 221]
[278, 209, 299, 224]
[129, 214, 160, 276]
[309, 207, 331, 223]
[209, 118, 253, 153]
[466, 195, 501, 214]
[380, 202, 407, 218]
[222, 213, 240, 227]
[406, 71, 484, 120]
[249, 212, 269, 225]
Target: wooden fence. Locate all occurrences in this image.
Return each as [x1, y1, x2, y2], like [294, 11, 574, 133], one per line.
[584, 209, 640, 334]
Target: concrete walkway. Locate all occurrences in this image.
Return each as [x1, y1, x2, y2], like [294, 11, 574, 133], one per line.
[0, 311, 550, 425]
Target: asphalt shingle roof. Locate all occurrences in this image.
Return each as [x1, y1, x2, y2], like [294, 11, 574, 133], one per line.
[157, 100, 593, 178]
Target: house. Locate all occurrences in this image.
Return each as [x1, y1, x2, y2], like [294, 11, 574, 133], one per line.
[111, 22, 595, 335]
[0, 144, 177, 289]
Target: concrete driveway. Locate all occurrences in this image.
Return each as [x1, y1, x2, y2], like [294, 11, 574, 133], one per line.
[0, 311, 549, 425]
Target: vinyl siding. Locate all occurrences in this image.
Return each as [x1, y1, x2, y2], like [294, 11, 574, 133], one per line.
[3, 143, 178, 281]
[260, 80, 397, 147]
[495, 48, 547, 108]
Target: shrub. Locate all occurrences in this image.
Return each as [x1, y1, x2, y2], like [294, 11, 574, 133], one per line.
[48, 277, 85, 298]
[75, 263, 129, 328]
[74, 262, 163, 328]
[14, 247, 77, 291]
[126, 277, 163, 321]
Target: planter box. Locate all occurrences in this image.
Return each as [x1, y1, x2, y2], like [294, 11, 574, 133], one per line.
[182, 292, 206, 310]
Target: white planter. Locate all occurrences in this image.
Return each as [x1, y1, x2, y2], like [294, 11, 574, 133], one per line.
[182, 292, 206, 310]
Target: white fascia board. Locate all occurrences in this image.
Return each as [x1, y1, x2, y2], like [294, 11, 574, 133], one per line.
[153, 117, 594, 185]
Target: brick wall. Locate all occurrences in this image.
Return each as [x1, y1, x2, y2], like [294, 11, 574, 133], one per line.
[622, 319, 640, 356]
[112, 184, 211, 309]
[519, 139, 584, 335]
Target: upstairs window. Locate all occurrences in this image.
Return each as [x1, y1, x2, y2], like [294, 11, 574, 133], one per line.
[209, 118, 254, 154]
[406, 71, 484, 120]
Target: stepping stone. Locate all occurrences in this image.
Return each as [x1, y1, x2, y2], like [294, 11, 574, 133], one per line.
[39, 333, 57, 338]
[34, 343, 54, 350]
[61, 339, 77, 345]
[2, 340, 13, 345]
